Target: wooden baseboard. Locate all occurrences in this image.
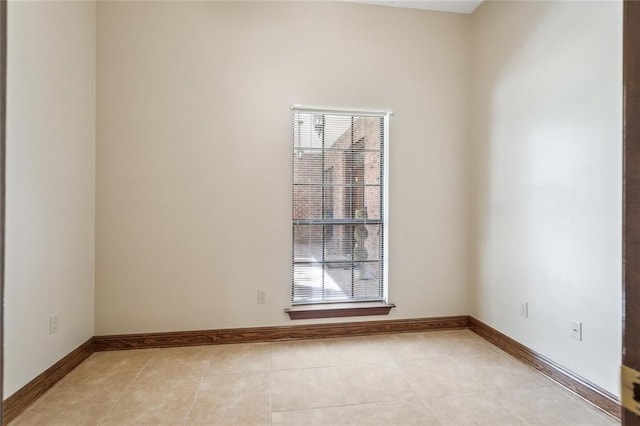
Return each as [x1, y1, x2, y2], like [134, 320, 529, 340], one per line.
[469, 316, 621, 420]
[3, 337, 94, 425]
[92, 315, 470, 351]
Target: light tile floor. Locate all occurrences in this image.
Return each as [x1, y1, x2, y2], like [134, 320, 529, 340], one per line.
[10, 330, 619, 425]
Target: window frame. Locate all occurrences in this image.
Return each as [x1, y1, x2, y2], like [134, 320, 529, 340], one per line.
[289, 105, 391, 311]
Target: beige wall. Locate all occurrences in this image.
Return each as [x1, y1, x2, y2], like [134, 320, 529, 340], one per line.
[5, 1, 96, 397]
[470, 1, 622, 396]
[95, 2, 471, 334]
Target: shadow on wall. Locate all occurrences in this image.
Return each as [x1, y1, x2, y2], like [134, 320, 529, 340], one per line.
[470, 0, 622, 395]
[470, 2, 553, 289]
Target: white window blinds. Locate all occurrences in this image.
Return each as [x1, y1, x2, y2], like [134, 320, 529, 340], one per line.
[291, 106, 390, 305]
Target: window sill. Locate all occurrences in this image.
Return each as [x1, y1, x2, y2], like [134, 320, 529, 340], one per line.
[285, 302, 396, 320]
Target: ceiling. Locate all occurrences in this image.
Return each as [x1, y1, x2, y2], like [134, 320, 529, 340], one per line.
[349, 0, 484, 15]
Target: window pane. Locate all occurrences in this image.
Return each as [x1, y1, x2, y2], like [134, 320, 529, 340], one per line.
[293, 262, 382, 304]
[352, 261, 381, 299]
[293, 185, 381, 220]
[293, 224, 381, 263]
[293, 151, 323, 185]
[294, 148, 380, 186]
[292, 108, 387, 305]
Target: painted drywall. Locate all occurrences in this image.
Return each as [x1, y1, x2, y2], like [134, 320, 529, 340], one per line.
[469, 1, 622, 396]
[4, 1, 96, 397]
[95, 2, 471, 334]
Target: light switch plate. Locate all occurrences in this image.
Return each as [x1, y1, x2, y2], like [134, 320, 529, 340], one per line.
[570, 320, 582, 341]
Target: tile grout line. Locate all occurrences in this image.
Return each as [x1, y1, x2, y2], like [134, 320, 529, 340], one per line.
[439, 352, 495, 397]
[7, 367, 70, 425]
[391, 334, 521, 423]
[270, 398, 416, 415]
[9, 349, 108, 425]
[97, 357, 151, 426]
[329, 363, 349, 409]
[391, 355, 424, 401]
[269, 397, 446, 422]
[482, 383, 535, 426]
[181, 350, 214, 426]
[389, 353, 458, 426]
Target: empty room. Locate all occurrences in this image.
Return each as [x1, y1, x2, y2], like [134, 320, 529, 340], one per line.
[1, 0, 632, 424]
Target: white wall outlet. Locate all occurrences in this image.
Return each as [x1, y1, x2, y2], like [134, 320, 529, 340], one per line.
[519, 302, 528, 318]
[50, 313, 59, 335]
[570, 320, 582, 341]
[257, 290, 266, 304]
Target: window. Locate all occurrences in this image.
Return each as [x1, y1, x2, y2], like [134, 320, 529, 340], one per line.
[291, 105, 390, 306]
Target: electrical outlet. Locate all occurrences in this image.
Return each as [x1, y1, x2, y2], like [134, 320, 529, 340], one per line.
[50, 313, 59, 335]
[257, 290, 266, 304]
[570, 320, 582, 341]
[520, 302, 529, 318]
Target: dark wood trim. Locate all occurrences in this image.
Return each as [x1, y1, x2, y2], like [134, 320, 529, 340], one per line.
[285, 303, 396, 320]
[1, 0, 7, 423]
[624, 0, 640, 424]
[3, 338, 94, 424]
[93, 315, 469, 351]
[469, 317, 620, 420]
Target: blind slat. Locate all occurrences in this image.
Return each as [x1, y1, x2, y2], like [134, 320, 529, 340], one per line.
[292, 107, 389, 305]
